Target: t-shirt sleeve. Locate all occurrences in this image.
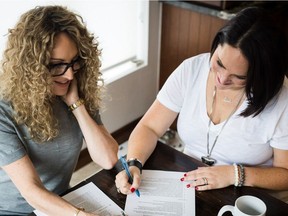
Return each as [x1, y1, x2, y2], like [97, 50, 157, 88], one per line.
[269, 93, 288, 150]
[0, 107, 26, 167]
[157, 54, 209, 113]
[92, 109, 103, 125]
[157, 60, 189, 113]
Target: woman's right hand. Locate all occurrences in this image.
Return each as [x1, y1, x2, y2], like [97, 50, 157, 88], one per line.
[115, 166, 142, 195]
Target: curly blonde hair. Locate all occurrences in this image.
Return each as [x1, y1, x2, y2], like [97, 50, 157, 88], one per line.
[0, 5, 103, 142]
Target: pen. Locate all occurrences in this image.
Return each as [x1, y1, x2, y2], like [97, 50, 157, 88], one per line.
[120, 156, 141, 197]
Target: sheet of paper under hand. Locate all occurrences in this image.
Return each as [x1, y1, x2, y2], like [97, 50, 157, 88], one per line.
[125, 170, 195, 216]
[34, 182, 124, 216]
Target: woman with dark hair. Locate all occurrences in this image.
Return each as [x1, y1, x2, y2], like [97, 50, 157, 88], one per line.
[0, 5, 118, 215]
[115, 7, 288, 197]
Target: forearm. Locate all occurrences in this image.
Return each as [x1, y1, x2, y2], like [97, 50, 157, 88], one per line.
[127, 123, 160, 165]
[23, 185, 81, 216]
[125, 99, 178, 165]
[244, 166, 288, 190]
[72, 105, 118, 169]
[3, 156, 92, 216]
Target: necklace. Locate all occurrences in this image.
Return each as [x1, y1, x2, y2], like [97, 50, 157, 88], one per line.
[223, 90, 245, 103]
[201, 87, 245, 166]
[223, 96, 232, 103]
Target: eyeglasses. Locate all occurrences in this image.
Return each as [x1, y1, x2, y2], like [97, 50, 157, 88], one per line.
[47, 57, 84, 77]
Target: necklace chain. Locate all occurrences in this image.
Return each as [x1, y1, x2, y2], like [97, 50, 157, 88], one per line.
[205, 87, 245, 164]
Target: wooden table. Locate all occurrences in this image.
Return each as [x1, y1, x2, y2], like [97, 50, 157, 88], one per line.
[85, 142, 288, 215]
[32, 141, 288, 215]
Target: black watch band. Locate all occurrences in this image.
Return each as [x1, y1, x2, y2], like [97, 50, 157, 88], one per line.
[113, 157, 125, 173]
[127, 158, 143, 174]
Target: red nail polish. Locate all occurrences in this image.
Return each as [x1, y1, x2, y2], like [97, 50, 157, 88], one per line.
[186, 184, 190, 188]
[180, 177, 184, 181]
[130, 187, 135, 193]
[184, 173, 187, 177]
[195, 186, 198, 191]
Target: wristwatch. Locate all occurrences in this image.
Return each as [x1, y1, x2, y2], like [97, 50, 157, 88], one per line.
[127, 158, 143, 174]
[113, 156, 143, 174]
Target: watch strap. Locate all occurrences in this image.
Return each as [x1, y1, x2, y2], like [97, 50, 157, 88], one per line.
[127, 158, 142, 174]
[113, 155, 143, 174]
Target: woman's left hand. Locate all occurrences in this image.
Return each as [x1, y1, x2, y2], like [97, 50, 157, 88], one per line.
[62, 78, 79, 105]
[181, 165, 234, 191]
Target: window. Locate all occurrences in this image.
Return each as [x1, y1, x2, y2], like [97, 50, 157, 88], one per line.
[0, 0, 148, 83]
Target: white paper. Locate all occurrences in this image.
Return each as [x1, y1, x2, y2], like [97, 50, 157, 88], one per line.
[34, 182, 124, 216]
[125, 170, 195, 216]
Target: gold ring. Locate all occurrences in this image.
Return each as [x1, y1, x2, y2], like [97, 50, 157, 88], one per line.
[202, 177, 208, 185]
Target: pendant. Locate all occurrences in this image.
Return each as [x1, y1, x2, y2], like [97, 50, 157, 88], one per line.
[201, 156, 216, 166]
[223, 96, 232, 103]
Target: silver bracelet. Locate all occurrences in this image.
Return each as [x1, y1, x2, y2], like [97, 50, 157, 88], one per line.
[233, 163, 245, 187]
[238, 164, 245, 187]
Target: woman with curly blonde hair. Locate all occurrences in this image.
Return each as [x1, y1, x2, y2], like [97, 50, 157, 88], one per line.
[0, 5, 118, 215]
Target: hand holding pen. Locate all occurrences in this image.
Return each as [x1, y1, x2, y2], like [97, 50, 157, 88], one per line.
[120, 156, 141, 197]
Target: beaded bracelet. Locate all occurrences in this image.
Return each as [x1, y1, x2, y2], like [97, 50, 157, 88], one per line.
[233, 163, 239, 187]
[69, 99, 84, 111]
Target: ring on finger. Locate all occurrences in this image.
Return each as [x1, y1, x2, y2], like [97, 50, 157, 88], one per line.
[202, 177, 208, 185]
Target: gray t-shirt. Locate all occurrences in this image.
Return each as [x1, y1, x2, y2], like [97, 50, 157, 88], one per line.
[0, 97, 102, 215]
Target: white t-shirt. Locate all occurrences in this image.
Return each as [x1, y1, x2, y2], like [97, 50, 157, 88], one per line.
[157, 53, 288, 166]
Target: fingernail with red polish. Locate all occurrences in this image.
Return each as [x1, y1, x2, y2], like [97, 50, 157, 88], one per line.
[186, 184, 190, 188]
[184, 173, 187, 177]
[130, 187, 135, 193]
[180, 177, 184, 181]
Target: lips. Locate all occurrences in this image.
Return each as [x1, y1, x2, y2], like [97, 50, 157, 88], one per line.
[216, 75, 221, 85]
[54, 80, 70, 88]
[215, 74, 224, 86]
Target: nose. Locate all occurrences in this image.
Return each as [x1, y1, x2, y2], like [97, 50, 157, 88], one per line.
[63, 66, 75, 80]
[218, 71, 231, 85]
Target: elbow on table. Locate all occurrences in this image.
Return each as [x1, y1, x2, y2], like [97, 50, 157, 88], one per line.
[101, 160, 117, 170]
[96, 154, 118, 170]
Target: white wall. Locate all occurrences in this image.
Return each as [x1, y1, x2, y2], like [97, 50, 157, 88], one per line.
[0, 0, 161, 134]
[0, 1, 140, 70]
[101, 1, 161, 133]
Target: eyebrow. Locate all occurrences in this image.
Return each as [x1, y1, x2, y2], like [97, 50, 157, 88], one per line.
[50, 55, 79, 62]
[217, 57, 247, 78]
[217, 58, 226, 69]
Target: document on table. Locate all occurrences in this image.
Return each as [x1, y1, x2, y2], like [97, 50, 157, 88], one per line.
[125, 170, 195, 216]
[33, 182, 124, 216]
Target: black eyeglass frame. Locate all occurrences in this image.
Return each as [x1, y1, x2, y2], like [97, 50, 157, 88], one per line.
[47, 57, 84, 77]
